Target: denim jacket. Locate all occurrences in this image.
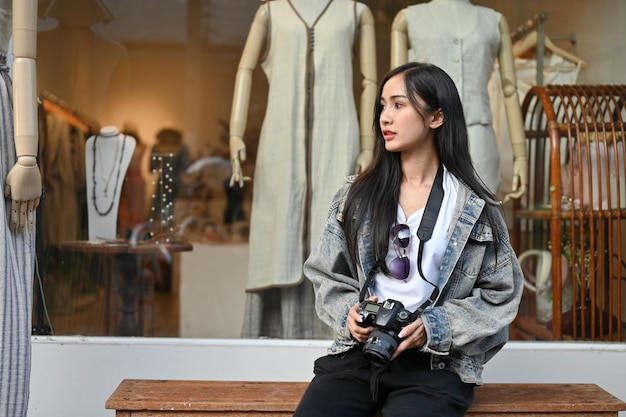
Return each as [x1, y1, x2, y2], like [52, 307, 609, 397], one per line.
[303, 175, 524, 385]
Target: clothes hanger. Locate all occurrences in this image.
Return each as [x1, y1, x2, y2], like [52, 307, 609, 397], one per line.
[39, 91, 99, 134]
[511, 12, 548, 44]
[514, 30, 589, 69]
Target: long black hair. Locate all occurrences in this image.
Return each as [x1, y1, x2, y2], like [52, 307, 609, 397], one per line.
[342, 62, 503, 269]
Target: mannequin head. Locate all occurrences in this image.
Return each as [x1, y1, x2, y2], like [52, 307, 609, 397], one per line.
[156, 127, 183, 153]
[39, 0, 114, 27]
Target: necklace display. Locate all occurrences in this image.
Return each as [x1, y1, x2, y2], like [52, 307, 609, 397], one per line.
[92, 134, 127, 216]
[99, 134, 121, 196]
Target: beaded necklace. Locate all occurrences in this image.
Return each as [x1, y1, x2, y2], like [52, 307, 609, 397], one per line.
[99, 134, 120, 196]
[92, 134, 127, 216]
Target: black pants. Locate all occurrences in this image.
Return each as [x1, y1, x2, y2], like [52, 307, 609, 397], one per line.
[293, 348, 474, 417]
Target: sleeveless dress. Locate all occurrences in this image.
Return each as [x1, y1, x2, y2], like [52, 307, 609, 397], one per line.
[0, 6, 36, 417]
[247, 0, 361, 290]
[403, 4, 503, 192]
[242, 0, 364, 339]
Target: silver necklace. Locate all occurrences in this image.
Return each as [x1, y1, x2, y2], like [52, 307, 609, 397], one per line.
[97, 135, 121, 196]
[92, 134, 127, 216]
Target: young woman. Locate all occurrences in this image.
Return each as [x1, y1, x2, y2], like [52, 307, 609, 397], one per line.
[294, 62, 524, 417]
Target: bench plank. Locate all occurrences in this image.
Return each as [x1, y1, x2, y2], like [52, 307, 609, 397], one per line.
[106, 379, 626, 416]
[106, 380, 307, 413]
[471, 383, 625, 413]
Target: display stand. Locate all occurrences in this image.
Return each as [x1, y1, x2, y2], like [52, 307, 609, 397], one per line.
[59, 240, 192, 336]
[85, 126, 136, 241]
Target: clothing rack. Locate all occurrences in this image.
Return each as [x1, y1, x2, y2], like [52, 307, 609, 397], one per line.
[512, 13, 585, 86]
[39, 90, 100, 134]
[511, 12, 548, 44]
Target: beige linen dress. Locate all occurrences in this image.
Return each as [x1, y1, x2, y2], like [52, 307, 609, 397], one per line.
[246, 0, 362, 291]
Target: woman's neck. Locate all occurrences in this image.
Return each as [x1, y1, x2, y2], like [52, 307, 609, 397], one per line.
[401, 154, 440, 187]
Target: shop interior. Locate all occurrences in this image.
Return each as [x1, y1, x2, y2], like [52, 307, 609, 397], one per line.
[28, 0, 626, 342]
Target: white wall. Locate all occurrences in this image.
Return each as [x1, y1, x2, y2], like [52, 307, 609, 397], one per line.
[179, 244, 248, 338]
[28, 337, 626, 417]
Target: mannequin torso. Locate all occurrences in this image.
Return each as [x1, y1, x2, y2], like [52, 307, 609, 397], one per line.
[391, 0, 528, 199]
[229, 0, 376, 186]
[85, 125, 136, 241]
[287, 0, 332, 24]
[425, 0, 477, 38]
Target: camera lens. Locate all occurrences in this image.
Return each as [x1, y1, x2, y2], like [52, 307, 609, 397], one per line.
[363, 330, 400, 366]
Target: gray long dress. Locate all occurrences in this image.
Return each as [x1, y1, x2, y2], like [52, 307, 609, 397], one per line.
[0, 4, 36, 416]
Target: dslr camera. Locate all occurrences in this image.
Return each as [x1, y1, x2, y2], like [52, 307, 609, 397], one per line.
[357, 299, 415, 366]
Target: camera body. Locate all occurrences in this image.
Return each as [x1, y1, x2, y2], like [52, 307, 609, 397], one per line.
[357, 299, 414, 366]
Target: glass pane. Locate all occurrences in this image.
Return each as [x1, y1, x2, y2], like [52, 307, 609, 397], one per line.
[30, 0, 623, 341]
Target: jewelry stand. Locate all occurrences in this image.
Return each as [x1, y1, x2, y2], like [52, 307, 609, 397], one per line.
[59, 129, 192, 336]
[85, 127, 136, 241]
[59, 239, 191, 336]
[149, 152, 178, 243]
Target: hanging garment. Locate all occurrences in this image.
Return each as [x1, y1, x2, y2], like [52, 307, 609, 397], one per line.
[0, 19, 37, 417]
[40, 112, 87, 245]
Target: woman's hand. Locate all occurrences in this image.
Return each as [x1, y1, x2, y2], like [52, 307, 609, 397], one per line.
[391, 317, 427, 361]
[347, 297, 377, 343]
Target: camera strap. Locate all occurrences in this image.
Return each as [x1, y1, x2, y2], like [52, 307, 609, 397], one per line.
[359, 163, 445, 317]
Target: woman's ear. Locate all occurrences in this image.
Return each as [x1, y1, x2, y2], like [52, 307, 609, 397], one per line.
[430, 109, 444, 129]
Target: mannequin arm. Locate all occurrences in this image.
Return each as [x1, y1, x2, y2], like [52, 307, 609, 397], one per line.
[390, 10, 408, 69]
[353, 5, 377, 174]
[498, 17, 527, 202]
[4, 0, 41, 234]
[228, 5, 268, 188]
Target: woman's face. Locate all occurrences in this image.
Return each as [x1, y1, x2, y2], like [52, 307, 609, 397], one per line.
[379, 74, 439, 154]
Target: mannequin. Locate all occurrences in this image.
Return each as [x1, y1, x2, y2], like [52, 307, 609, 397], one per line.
[490, 55, 582, 195]
[229, 0, 377, 338]
[3, 0, 40, 231]
[36, 0, 128, 124]
[391, 0, 527, 200]
[85, 125, 136, 241]
[0, 0, 40, 415]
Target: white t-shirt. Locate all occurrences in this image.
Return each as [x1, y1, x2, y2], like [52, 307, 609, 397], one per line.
[373, 167, 459, 313]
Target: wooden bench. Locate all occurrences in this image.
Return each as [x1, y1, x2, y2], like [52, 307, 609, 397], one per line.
[106, 379, 626, 416]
